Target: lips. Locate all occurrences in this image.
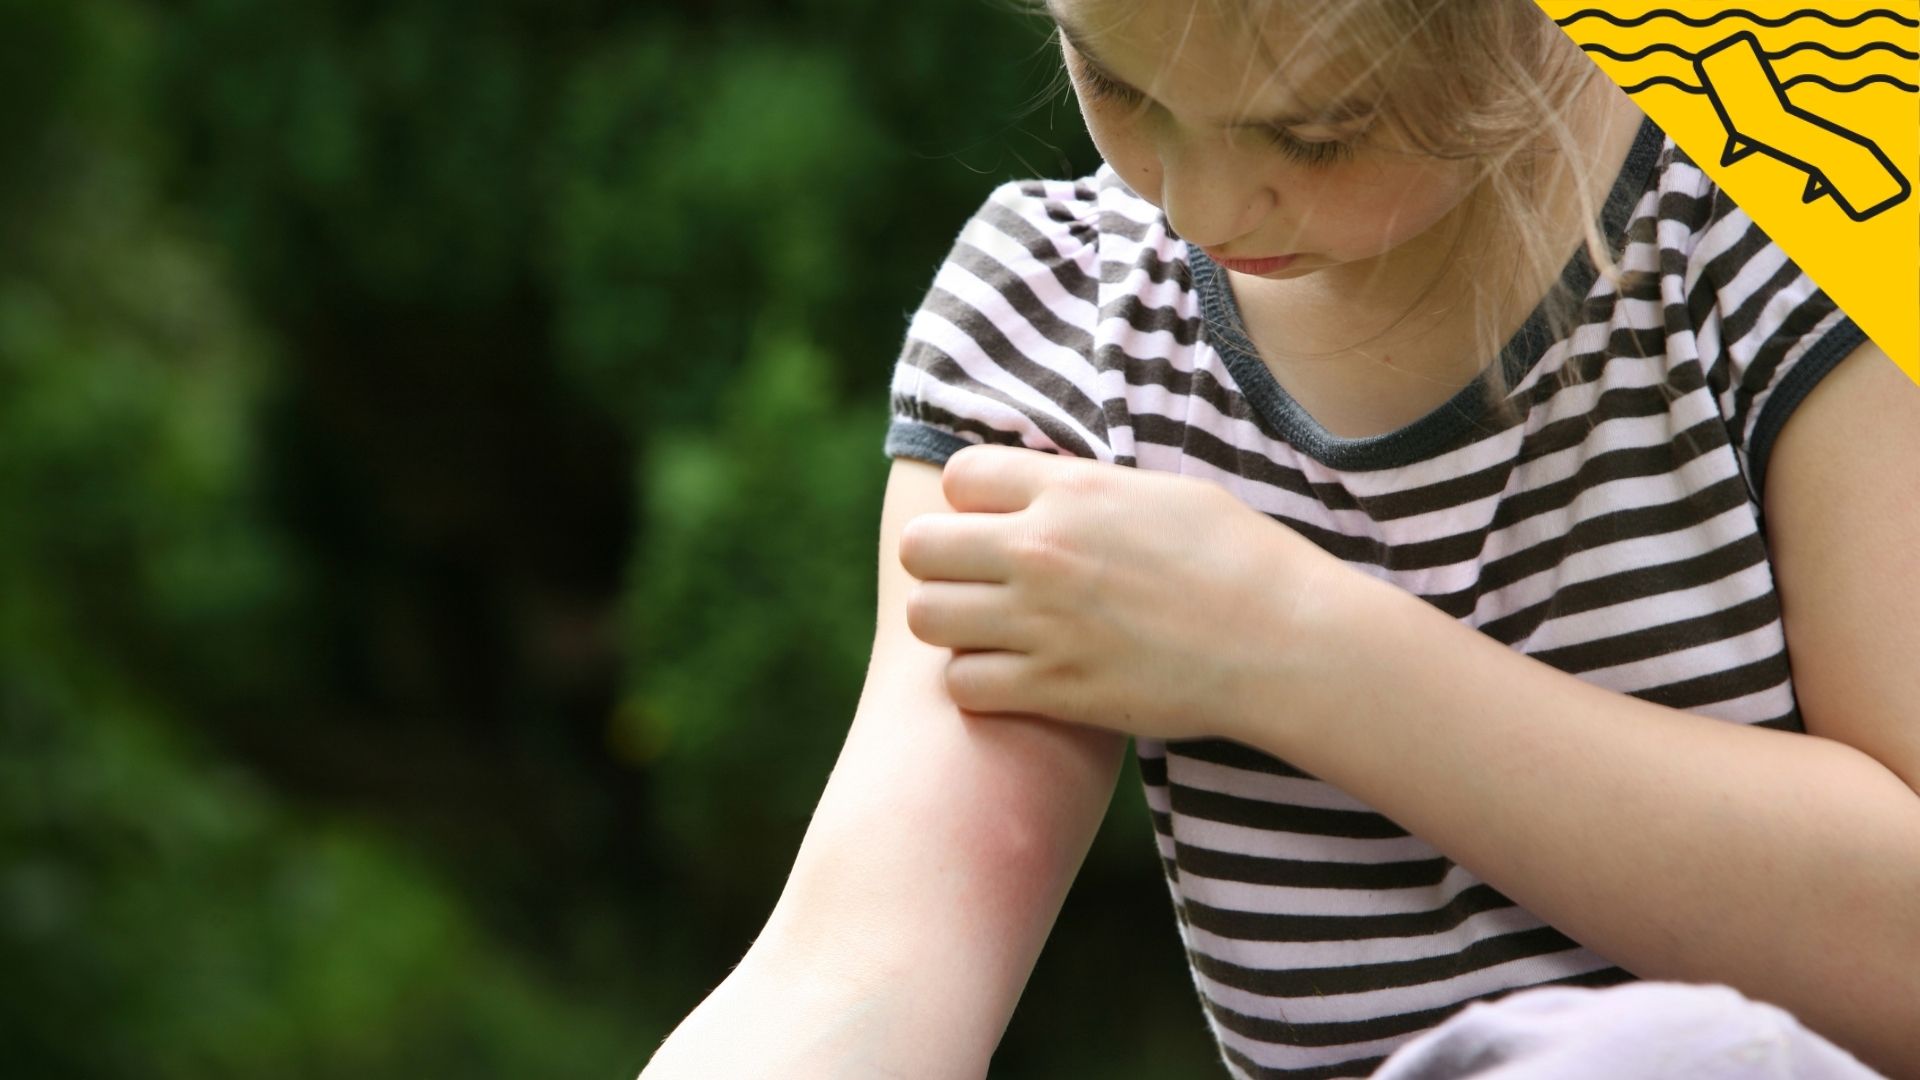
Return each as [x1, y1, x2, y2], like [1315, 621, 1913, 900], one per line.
[1207, 251, 1300, 274]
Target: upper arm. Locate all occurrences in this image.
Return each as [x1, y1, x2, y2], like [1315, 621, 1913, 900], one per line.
[1762, 339, 1920, 792]
[753, 456, 1126, 1068]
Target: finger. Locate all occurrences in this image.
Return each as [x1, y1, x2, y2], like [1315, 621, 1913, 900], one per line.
[943, 647, 1050, 717]
[942, 442, 1068, 514]
[897, 510, 1017, 583]
[905, 580, 1033, 652]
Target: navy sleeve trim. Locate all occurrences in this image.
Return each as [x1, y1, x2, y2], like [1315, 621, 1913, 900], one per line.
[1745, 319, 1868, 505]
[882, 419, 971, 466]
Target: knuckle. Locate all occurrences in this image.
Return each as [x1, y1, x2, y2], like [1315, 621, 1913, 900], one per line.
[1008, 526, 1072, 572]
[944, 653, 984, 709]
[1057, 462, 1107, 498]
[943, 444, 985, 489]
[903, 584, 936, 637]
[896, 516, 927, 567]
[1039, 652, 1082, 685]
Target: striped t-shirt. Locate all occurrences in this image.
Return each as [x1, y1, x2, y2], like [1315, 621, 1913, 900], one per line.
[879, 116, 1866, 1078]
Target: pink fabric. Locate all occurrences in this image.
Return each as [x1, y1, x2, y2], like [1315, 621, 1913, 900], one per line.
[1370, 982, 1884, 1079]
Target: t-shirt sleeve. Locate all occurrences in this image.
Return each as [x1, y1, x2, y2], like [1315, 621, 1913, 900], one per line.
[1685, 181, 1867, 505]
[882, 178, 1113, 468]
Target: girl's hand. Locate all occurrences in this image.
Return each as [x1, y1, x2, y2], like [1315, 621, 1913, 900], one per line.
[897, 443, 1361, 743]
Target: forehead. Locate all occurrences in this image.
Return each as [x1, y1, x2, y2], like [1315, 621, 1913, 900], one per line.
[1048, 0, 1380, 124]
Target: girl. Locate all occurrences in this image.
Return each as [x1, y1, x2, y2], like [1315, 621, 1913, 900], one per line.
[646, 1, 1918, 1076]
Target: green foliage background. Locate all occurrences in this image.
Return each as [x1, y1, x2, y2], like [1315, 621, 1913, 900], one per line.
[1, 0, 1222, 1074]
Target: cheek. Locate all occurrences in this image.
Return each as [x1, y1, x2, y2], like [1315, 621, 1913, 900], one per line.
[1081, 111, 1162, 199]
[1296, 160, 1477, 256]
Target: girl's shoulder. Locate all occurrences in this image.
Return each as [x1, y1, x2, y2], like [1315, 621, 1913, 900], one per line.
[989, 164, 1172, 238]
[944, 164, 1193, 303]
[881, 166, 1199, 467]
[1618, 128, 1866, 505]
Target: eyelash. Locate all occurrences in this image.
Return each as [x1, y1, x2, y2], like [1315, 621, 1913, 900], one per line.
[1072, 61, 1359, 170]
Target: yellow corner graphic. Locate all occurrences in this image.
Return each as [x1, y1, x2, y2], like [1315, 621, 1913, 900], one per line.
[1539, 2, 1920, 383]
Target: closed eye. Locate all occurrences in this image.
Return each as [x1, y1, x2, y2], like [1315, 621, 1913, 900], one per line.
[1074, 58, 1143, 106]
[1265, 128, 1357, 169]
[1066, 42, 1366, 170]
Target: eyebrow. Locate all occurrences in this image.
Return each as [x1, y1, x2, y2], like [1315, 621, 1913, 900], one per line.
[1046, 7, 1375, 128]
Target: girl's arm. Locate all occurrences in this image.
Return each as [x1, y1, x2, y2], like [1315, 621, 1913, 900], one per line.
[642, 457, 1128, 1080]
[1235, 339, 1920, 1078]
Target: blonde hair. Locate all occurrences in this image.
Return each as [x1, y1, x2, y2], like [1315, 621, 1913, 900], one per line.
[1037, 0, 1638, 425]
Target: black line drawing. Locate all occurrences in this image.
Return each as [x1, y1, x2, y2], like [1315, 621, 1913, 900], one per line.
[1620, 75, 1713, 93]
[1774, 72, 1919, 92]
[1582, 41, 1919, 63]
[1690, 31, 1912, 221]
[1618, 73, 1920, 94]
[1555, 8, 1919, 30]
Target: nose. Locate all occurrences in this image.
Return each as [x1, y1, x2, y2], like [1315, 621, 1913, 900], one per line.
[1157, 138, 1273, 250]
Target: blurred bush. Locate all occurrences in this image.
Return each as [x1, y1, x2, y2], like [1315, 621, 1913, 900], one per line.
[0, 0, 1219, 1075]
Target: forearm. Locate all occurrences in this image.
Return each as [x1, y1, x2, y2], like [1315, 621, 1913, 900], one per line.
[772, 649, 1125, 969]
[1248, 571, 1920, 1077]
[640, 948, 897, 1079]
[646, 643, 1127, 1080]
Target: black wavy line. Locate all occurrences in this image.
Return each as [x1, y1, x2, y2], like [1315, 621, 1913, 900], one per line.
[1780, 72, 1920, 92]
[1620, 72, 1920, 94]
[1582, 41, 1920, 62]
[1619, 76, 1708, 94]
[1556, 8, 1920, 29]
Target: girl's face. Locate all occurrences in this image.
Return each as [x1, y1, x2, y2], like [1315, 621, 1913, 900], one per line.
[1051, 0, 1485, 292]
